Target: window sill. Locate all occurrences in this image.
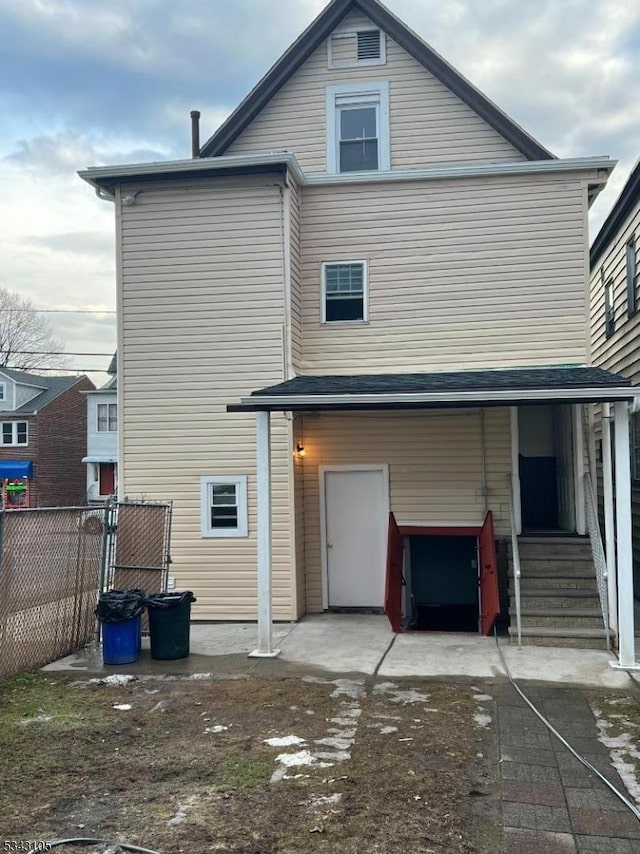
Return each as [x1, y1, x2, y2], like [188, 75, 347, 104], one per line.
[201, 530, 249, 539]
[321, 320, 370, 327]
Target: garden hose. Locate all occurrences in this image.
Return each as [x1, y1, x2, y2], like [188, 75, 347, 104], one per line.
[46, 838, 161, 853]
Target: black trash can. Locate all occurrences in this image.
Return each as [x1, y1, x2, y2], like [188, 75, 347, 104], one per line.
[96, 590, 145, 665]
[146, 592, 196, 660]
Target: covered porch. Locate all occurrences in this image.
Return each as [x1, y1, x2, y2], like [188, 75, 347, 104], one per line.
[228, 366, 638, 668]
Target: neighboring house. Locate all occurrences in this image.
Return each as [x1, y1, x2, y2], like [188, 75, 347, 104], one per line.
[80, 0, 637, 660]
[82, 353, 118, 502]
[0, 368, 94, 507]
[589, 158, 640, 602]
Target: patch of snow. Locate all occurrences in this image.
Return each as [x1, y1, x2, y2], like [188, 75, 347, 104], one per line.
[474, 712, 492, 729]
[113, 704, 132, 711]
[265, 735, 306, 747]
[150, 701, 167, 713]
[372, 713, 402, 721]
[330, 679, 366, 700]
[205, 725, 229, 734]
[341, 707, 362, 718]
[593, 710, 640, 806]
[189, 672, 213, 680]
[474, 694, 492, 702]
[328, 727, 356, 739]
[303, 676, 330, 684]
[305, 710, 316, 716]
[380, 726, 398, 735]
[168, 802, 194, 827]
[96, 674, 135, 686]
[374, 682, 429, 704]
[315, 736, 353, 751]
[310, 793, 343, 808]
[275, 750, 317, 768]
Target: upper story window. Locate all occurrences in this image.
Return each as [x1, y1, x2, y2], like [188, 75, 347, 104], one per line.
[1, 421, 27, 446]
[97, 402, 117, 432]
[0, 383, 5, 402]
[626, 238, 637, 317]
[327, 28, 386, 69]
[603, 269, 615, 338]
[200, 475, 248, 538]
[322, 261, 368, 323]
[326, 82, 390, 174]
[633, 413, 640, 482]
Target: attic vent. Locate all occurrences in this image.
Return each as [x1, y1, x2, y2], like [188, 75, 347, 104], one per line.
[328, 29, 385, 68]
[357, 30, 381, 60]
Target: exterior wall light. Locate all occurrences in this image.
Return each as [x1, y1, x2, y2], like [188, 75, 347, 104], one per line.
[295, 443, 306, 459]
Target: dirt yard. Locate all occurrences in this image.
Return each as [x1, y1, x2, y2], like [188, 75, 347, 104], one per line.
[0, 672, 501, 853]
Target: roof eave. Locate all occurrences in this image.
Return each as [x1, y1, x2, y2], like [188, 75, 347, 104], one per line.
[590, 156, 640, 269]
[229, 385, 635, 412]
[78, 152, 305, 194]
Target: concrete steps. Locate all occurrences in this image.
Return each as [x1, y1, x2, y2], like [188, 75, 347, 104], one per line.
[507, 536, 608, 649]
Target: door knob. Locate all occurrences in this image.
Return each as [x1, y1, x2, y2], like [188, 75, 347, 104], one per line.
[328, 543, 334, 548]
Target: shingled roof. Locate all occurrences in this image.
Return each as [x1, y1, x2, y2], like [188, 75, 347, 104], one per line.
[0, 368, 89, 415]
[201, 0, 554, 162]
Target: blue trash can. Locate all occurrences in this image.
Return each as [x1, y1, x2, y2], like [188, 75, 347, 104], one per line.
[102, 615, 140, 665]
[96, 590, 145, 666]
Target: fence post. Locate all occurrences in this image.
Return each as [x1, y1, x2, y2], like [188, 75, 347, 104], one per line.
[0, 511, 5, 669]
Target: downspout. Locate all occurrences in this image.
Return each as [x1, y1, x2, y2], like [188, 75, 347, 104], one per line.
[276, 182, 293, 382]
[95, 187, 115, 203]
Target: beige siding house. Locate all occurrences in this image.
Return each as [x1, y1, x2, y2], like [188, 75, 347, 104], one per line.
[80, 0, 637, 661]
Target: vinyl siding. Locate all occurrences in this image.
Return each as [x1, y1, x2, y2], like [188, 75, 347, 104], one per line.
[118, 175, 295, 620]
[299, 408, 511, 613]
[289, 180, 303, 370]
[227, 9, 524, 172]
[590, 196, 640, 589]
[299, 173, 592, 373]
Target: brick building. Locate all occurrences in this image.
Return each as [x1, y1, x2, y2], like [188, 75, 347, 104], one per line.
[0, 369, 94, 507]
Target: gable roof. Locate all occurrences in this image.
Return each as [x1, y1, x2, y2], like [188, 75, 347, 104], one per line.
[590, 156, 640, 269]
[201, 0, 555, 162]
[0, 369, 89, 415]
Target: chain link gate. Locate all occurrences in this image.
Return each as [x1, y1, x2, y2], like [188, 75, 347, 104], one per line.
[101, 500, 173, 630]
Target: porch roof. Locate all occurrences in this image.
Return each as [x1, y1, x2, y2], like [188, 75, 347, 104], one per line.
[228, 366, 635, 413]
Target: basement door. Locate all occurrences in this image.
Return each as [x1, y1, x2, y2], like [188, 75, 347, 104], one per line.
[323, 467, 387, 608]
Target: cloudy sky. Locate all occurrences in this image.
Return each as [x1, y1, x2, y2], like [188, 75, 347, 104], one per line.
[1, 0, 639, 382]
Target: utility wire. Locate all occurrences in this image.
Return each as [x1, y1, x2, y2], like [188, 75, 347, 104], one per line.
[0, 308, 115, 315]
[5, 351, 114, 357]
[3, 366, 109, 373]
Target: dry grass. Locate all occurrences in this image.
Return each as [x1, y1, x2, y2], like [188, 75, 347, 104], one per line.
[0, 672, 500, 853]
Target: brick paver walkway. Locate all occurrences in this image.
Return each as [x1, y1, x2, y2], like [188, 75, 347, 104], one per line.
[496, 683, 640, 853]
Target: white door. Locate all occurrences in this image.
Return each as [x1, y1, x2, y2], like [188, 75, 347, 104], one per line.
[554, 405, 576, 531]
[324, 469, 387, 608]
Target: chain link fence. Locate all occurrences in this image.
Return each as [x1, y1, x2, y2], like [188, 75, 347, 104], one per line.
[102, 500, 172, 630]
[0, 507, 104, 679]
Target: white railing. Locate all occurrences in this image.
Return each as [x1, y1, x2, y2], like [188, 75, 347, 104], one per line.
[583, 472, 611, 650]
[508, 480, 522, 648]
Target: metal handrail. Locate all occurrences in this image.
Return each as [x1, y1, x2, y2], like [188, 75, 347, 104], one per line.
[508, 479, 522, 648]
[584, 472, 611, 650]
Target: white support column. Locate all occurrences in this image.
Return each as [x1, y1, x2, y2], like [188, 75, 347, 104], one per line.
[510, 407, 522, 534]
[612, 401, 638, 669]
[573, 404, 586, 535]
[601, 404, 618, 634]
[250, 410, 280, 658]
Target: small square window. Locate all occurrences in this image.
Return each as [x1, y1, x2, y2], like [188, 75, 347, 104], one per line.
[322, 261, 368, 323]
[200, 476, 248, 538]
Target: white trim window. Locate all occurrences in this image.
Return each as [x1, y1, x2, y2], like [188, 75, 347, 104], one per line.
[322, 261, 368, 323]
[200, 475, 248, 538]
[327, 28, 386, 69]
[632, 413, 640, 482]
[0, 383, 5, 402]
[1, 421, 28, 446]
[97, 402, 117, 432]
[326, 81, 390, 174]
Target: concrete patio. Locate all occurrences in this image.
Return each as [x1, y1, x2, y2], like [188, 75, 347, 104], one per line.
[45, 614, 637, 690]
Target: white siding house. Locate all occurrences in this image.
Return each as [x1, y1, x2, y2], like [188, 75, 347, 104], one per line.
[80, 0, 636, 661]
[83, 356, 118, 501]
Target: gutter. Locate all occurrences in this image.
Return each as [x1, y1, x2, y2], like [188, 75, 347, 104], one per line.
[78, 153, 615, 196]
